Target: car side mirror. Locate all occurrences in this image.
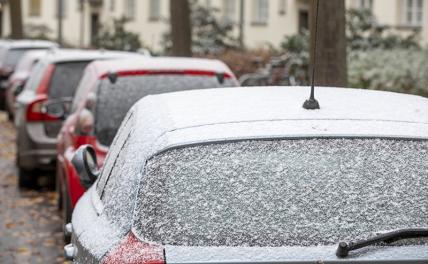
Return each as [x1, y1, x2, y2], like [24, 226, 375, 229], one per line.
[71, 145, 100, 190]
[43, 98, 72, 121]
[13, 83, 25, 97]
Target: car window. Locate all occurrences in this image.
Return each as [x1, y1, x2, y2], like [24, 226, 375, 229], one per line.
[71, 69, 97, 112]
[15, 55, 39, 73]
[96, 112, 134, 197]
[5, 48, 42, 69]
[23, 62, 48, 92]
[48, 61, 90, 99]
[96, 112, 136, 232]
[135, 138, 428, 247]
[94, 74, 238, 146]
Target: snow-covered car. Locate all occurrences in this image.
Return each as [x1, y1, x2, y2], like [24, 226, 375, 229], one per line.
[55, 57, 239, 239]
[66, 86, 428, 263]
[5, 50, 48, 120]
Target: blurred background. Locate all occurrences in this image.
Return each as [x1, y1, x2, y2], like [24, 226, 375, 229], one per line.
[0, 0, 427, 263]
[1, 0, 427, 96]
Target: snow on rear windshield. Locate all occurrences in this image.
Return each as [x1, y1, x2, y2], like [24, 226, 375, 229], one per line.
[136, 139, 428, 247]
[95, 75, 237, 146]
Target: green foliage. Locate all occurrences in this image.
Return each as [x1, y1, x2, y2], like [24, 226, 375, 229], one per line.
[24, 24, 53, 41]
[347, 9, 420, 50]
[280, 30, 309, 54]
[94, 17, 142, 51]
[348, 49, 428, 97]
[191, 1, 240, 53]
[277, 9, 426, 95]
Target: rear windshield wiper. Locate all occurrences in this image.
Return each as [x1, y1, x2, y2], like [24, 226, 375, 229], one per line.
[336, 228, 428, 258]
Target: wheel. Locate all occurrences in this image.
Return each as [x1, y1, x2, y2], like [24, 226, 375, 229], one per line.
[62, 184, 72, 243]
[7, 111, 14, 121]
[18, 167, 36, 189]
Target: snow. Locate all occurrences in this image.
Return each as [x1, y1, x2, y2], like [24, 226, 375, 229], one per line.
[129, 86, 428, 161]
[93, 57, 236, 78]
[95, 75, 238, 146]
[165, 245, 428, 263]
[72, 186, 124, 261]
[134, 139, 428, 248]
[72, 86, 428, 262]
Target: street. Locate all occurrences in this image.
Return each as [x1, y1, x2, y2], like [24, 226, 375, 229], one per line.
[0, 113, 65, 264]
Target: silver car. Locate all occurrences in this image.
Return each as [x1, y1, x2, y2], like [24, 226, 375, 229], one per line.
[67, 86, 428, 263]
[14, 49, 141, 188]
[0, 40, 58, 110]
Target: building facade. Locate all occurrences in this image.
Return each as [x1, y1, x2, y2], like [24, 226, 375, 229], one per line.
[1, 0, 427, 51]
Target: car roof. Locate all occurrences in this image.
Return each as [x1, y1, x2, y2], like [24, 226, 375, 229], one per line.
[90, 57, 235, 78]
[20, 49, 48, 60]
[39, 49, 139, 64]
[1, 39, 58, 49]
[128, 86, 428, 160]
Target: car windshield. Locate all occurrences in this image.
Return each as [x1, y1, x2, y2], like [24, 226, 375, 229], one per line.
[48, 61, 90, 99]
[136, 138, 428, 247]
[95, 74, 237, 146]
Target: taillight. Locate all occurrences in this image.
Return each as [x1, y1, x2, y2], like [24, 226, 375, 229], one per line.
[26, 95, 59, 122]
[102, 232, 165, 264]
[36, 64, 55, 95]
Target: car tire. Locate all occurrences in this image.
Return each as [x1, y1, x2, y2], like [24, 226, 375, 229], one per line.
[7, 111, 13, 121]
[62, 185, 72, 243]
[18, 167, 36, 189]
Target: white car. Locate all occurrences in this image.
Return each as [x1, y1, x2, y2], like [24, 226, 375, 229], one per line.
[67, 86, 428, 263]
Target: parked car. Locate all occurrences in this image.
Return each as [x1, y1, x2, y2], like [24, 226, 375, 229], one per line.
[5, 50, 47, 120]
[55, 57, 239, 234]
[14, 49, 140, 188]
[0, 40, 58, 110]
[66, 86, 428, 263]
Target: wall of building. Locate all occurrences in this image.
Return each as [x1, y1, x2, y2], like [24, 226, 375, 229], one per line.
[1, 0, 428, 50]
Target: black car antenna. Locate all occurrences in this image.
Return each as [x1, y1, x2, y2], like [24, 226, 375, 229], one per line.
[303, 0, 321, 110]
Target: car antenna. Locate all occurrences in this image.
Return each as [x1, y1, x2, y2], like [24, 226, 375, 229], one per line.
[303, 0, 321, 110]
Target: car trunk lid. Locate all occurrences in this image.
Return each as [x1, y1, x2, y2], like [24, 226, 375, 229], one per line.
[164, 245, 428, 264]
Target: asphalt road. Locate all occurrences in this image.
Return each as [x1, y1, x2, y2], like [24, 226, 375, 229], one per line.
[0, 112, 65, 264]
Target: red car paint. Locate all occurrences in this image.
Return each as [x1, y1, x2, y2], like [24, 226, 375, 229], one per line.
[57, 59, 238, 209]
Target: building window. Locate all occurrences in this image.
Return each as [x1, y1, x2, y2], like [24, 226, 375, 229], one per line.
[252, 0, 269, 25]
[223, 0, 236, 23]
[358, 0, 373, 10]
[29, 0, 42, 16]
[404, 0, 423, 26]
[125, 0, 137, 20]
[279, 0, 287, 15]
[149, 0, 161, 21]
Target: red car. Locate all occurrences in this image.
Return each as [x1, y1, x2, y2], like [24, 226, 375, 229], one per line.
[56, 57, 239, 235]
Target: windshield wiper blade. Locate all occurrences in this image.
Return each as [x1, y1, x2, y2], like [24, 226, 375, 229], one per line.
[336, 228, 428, 258]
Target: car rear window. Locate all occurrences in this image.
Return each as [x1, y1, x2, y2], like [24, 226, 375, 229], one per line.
[15, 55, 40, 73]
[48, 61, 90, 99]
[4, 48, 42, 69]
[95, 75, 237, 146]
[136, 139, 428, 247]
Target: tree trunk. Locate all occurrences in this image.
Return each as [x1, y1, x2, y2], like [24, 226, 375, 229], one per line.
[10, 0, 24, 39]
[170, 0, 192, 56]
[310, 0, 347, 87]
